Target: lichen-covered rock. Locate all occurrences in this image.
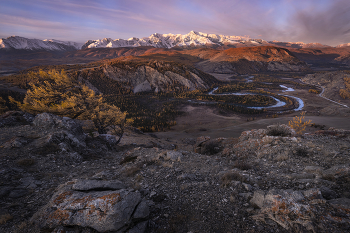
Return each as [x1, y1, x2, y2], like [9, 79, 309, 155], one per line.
[31, 179, 149, 232]
[165, 150, 183, 161]
[233, 125, 301, 158]
[239, 129, 267, 142]
[30, 113, 87, 152]
[33, 113, 85, 140]
[72, 179, 126, 191]
[251, 188, 350, 231]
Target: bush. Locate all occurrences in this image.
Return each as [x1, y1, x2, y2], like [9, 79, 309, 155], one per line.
[308, 89, 320, 94]
[221, 171, 246, 187]
[203, 141, 221, 155]
[288, 112, 312, 135]
[294, 147, 309, 157]
[266, 124, 293, 137]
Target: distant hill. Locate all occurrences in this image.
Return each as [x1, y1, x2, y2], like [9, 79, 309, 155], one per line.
[193, 46, 310, 74]
[75, 58, 218, 94]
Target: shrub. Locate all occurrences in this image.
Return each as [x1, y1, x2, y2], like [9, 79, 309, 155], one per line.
[294, 146, 309, 157]
[339, 89, 350, 99]
[0, 97, 8, 114]
[221, 171, 246, 187]
[288, 112, 312, 135]
[233, 160, 252, 170]
[308, 89, 320, 94]
[266, 124, 293, 137]
[203, 141, 221, 155]
[16, 158, 36, 167]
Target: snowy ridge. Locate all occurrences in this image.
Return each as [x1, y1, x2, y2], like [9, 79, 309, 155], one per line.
[0, 36, 81, 51]
[269, 41, 331, 49]
[83, 31, 252, 49]
[1, 32, 345, 51]
[337, 43, 350, 48]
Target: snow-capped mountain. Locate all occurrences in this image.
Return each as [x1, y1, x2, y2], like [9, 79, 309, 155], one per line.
[336, 43, 350, 48]
[82, 31, 252, 49]
[0, 36, 82, 51]
[268, 41, 331, 49]
[1, 32, 347, 51]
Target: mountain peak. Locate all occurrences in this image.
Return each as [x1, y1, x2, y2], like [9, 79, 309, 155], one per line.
[1, 36, 81, 50]
[1, 32, 341, 51]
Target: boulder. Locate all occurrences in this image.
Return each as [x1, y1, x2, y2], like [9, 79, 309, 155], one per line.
[98, 134, 118, 144]
[0, 111, 34, 127]
[328, 198, 350, 209]
[33, 113, 85, 140]
[165, 151, 183, 162]
[251, 189, 317, 231]
[31, 179, 149, 232]
[30, 113, 87, 153]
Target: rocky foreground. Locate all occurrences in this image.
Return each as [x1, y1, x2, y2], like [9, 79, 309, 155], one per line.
[0, 111, 350, 232]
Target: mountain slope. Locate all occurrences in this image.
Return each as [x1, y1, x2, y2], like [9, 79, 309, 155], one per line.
[76, 58, 218, 94]
[0, 36, 81, 51]
[1, 32, 345, 52]
[194, 46, 310, 74]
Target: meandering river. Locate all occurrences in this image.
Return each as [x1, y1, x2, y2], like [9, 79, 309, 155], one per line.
[206, 85, 304, 112]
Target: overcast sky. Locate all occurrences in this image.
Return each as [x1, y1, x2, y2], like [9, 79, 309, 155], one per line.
[1, 0, 350, 46]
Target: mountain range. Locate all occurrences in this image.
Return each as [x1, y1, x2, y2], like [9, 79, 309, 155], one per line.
[1, 31, 349, 51]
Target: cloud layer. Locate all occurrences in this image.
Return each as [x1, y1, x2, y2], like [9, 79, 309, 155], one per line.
[0, 0, 349, 46]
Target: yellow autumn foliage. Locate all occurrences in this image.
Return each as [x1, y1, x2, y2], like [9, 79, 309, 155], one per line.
[288, 112, 312, 135]
[10, 69, 129, 140]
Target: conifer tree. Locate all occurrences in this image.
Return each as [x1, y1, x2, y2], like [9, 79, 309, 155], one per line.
[0, 97, 8, 114]
[10, 69, 128, 142]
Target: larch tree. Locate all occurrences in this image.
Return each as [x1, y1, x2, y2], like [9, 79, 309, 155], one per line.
[10, 69, 129, 143]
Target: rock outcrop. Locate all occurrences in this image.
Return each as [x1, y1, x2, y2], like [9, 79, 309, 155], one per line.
[1, 113, 350, 233]
[78, 60, 217, 94]
[31, 179, 149, 232]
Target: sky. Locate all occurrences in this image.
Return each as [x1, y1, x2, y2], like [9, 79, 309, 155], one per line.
[1, 0, 350, 46]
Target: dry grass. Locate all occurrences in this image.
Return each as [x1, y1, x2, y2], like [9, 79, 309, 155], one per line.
[266, 124, 291, 137]
[275, 153, 289, 162]
[119, 155, 137, 165]
[35, 143, 60, 155]
[0, 214, 13, 225]
[221, 171, 246, 187]
[16, 158, 35, 167]
[233, 160, 252, 170]
[123, 165, 141, 177]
